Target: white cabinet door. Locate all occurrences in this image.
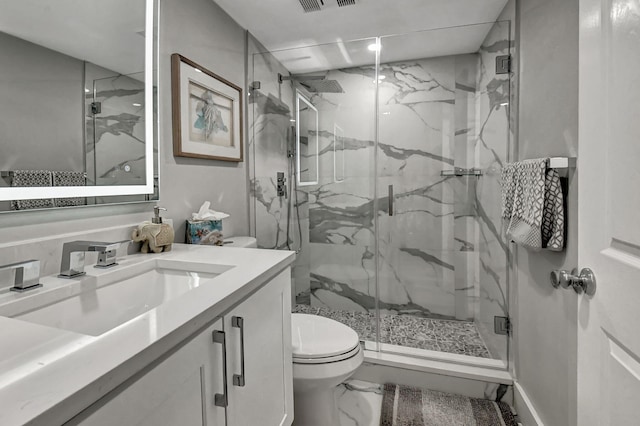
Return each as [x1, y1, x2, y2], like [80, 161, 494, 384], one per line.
[70, 318, 227, 426]
[578, 0, 640, 424]
[225, 270, 293, 426]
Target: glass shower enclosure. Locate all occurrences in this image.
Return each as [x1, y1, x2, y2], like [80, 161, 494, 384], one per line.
[248, 19, 515, 367]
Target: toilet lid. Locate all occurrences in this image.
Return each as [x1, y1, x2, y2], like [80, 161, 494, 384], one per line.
[291, 313, 360, 360]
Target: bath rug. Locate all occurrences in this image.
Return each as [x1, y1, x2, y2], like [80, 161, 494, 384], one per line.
[380, 384, 518, 426]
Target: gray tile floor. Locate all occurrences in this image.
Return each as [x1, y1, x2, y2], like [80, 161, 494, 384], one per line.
[293, 305, 491, 358]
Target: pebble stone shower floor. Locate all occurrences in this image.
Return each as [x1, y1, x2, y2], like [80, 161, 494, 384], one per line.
[293, 305, 492, 358]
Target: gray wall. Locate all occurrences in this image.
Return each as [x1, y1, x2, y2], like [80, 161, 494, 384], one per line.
[159, 0, 249, 240]
[515, 0, 578, 424]
[0, 31, 84, 174]
[0, 0, 249, 253]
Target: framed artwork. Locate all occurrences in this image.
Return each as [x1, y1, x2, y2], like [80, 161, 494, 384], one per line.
[171, 54, 243, 162]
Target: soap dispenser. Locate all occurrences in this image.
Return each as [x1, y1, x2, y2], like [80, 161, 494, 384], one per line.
[153, 206, 166, 224]
[131, 206, 175, 253]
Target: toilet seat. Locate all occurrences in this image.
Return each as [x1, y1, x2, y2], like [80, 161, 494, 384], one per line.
[291, 314, 360, 364]
[292, 344, 361, 364]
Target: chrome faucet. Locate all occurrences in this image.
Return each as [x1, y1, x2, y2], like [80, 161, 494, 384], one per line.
[0, 259, 42, 292]
[59, 240, 131, 278]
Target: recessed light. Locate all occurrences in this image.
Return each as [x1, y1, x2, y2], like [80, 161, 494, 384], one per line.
[368, 43, 381, 52]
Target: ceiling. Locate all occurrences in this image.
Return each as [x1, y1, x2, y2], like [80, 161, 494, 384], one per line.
[0, 0, 146, 76]
[214, 0, 509, 72]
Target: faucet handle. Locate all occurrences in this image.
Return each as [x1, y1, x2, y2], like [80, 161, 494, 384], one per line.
[0, 259, 42, 292]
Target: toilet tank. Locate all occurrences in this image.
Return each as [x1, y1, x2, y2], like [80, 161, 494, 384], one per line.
[223, 236, 257, 248]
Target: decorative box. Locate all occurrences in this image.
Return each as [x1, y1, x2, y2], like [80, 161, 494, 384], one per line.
[185, 219, 223, 245]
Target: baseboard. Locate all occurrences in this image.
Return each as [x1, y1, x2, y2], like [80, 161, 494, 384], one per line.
[514, 382, 544, 426]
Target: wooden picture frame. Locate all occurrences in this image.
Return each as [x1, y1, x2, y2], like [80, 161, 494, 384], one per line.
[171, 54, 243, 162]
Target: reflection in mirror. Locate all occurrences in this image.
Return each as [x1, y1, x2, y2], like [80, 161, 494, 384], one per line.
[334, 124, 345, 183]
[0, 0, 157, 211]
[296, 92, 319, 186]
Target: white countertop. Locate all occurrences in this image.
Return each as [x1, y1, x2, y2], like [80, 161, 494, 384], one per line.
[0, 244, 295, 426]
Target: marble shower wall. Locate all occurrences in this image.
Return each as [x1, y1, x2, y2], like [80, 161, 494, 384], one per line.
[303, 54, 486, 324]
[84, 63, 146, 187]
[84, 62, 155, 205]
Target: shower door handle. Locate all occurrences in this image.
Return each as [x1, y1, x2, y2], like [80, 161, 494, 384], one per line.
[388, 185, 394, 216]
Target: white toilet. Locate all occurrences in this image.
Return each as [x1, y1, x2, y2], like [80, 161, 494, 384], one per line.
[223, 237, 364, 425]
[291, 313, 363, 426]
[222, 236, 258, 248]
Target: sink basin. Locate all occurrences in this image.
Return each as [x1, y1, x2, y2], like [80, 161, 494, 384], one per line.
[4, 260, 234, 336]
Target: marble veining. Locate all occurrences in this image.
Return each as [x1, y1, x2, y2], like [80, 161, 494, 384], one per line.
[294, 305, 491, 358]
[337, 380, 384, 426]
[85, 72, 146, 187]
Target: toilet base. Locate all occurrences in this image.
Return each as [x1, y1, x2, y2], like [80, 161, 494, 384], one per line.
[293, 387, 340, 426]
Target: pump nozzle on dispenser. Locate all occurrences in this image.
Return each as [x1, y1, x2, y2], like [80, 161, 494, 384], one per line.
[153, 206, 167, 224]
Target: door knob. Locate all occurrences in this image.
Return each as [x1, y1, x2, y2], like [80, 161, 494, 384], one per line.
[550, 268, 596, 296]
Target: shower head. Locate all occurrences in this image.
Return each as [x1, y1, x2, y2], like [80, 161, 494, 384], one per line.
[278, 73, 345, 93]
[299, 79, 344, 93]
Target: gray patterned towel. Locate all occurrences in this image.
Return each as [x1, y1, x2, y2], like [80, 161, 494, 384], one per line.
[501, 159, 564, 251]
[541, 168, 564, 251]
[10, 170, 54, 210]
[52, 171, 86, 207]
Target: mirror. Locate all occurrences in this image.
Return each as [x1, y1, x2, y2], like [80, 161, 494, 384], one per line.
[0, 0, 157, 211]
[296, 92, 319, 186]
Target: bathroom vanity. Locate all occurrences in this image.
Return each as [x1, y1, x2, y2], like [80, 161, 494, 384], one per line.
[0, 245, 295, 426]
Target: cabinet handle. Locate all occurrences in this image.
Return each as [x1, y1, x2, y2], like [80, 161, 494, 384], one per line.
[232, 316, 246, 387]
[212, 330, 228, 407]
[388, 184, 394, 216]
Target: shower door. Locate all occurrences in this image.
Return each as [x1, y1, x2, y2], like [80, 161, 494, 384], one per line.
[375, 22, 514, 364]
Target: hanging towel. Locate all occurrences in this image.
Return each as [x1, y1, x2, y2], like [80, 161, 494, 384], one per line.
[10, 170, 54, 210]
[52, 171, 86, 207]
[501, 159, 546, 249]
[541, 168, 565, 251]
[501, 159, 565, 251]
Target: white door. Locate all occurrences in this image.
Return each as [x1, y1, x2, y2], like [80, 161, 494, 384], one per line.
[578, 0, 640, 425]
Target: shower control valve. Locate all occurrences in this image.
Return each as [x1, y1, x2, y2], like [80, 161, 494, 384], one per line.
[276, 172, 287, 198]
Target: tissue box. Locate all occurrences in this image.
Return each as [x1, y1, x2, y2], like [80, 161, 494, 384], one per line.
[186, 220, 223, 245]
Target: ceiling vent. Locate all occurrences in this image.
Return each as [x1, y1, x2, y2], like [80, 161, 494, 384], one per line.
[299, 0, 356, 13]
[299, 0, 322, 13]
